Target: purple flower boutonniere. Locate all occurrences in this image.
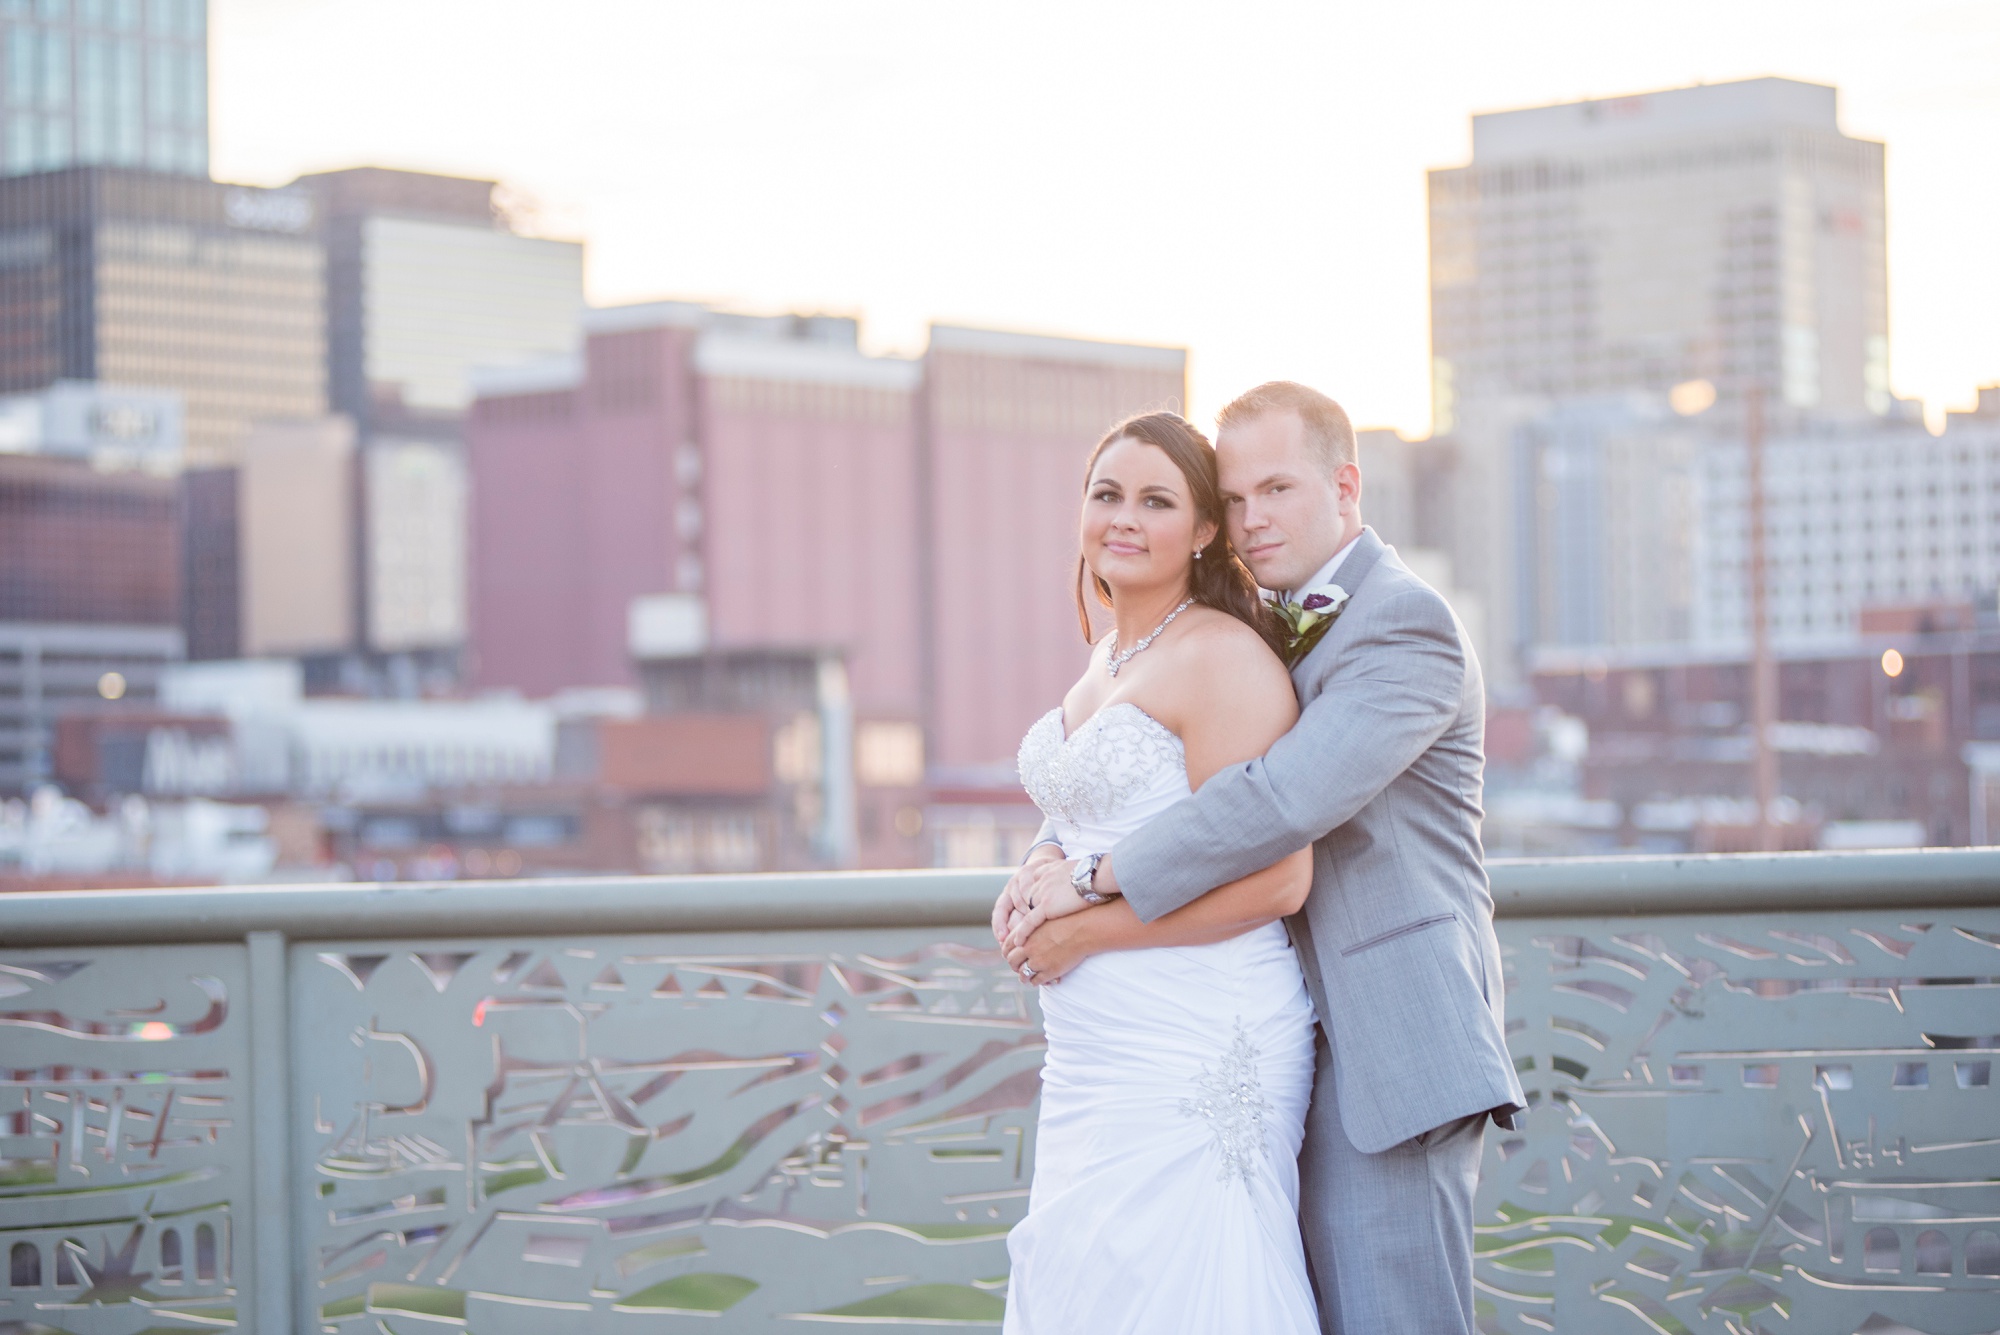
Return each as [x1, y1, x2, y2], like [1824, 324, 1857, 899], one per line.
[1270, 584, 1350, 667]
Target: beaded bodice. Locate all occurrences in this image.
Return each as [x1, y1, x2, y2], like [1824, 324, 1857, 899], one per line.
[1017, 703, 1189, 839]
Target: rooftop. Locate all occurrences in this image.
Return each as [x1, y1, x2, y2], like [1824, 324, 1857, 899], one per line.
[1470, 76, 1845, 161]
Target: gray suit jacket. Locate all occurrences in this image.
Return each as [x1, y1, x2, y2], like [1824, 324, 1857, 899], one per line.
[1108, 528, 1524, 1154]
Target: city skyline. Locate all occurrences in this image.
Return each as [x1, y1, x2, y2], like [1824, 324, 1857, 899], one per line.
[211, 0, 1999, 436]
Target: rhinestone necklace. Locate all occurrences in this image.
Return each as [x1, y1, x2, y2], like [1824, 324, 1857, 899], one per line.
[1106, 597, 1195, 678]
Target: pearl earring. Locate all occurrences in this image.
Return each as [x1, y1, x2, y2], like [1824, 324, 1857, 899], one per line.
[1193, 549, 1203, 559]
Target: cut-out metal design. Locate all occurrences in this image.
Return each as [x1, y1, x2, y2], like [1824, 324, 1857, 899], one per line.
[4, 894, 1994, 1332]
[1480, 910, 2000, 1335]
[0, 945, 249, 1332]
[295, 937, 1039, 1330]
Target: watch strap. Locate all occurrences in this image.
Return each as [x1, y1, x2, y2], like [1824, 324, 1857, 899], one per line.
[1072, 852, 1108, 905]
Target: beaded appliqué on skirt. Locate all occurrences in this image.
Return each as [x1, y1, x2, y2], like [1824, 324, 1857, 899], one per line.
[1016, 703, 1187, 826]
[1179, 1022, 1271, 1185]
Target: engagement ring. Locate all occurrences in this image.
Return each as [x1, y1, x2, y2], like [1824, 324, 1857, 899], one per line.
[1020, 964, 1037, 980]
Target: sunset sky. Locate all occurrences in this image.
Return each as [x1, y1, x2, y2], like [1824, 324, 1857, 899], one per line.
[214, 0, 2000, 435]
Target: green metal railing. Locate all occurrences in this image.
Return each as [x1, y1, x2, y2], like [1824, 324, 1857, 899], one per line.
[3, 850, 1997, 1333]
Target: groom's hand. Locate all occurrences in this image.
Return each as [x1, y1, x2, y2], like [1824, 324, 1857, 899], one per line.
[992, 843, 1064, 945]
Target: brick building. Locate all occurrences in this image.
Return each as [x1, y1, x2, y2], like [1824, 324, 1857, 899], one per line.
[466, 306, 1186, 814]
[1533, 623, 2000, 850]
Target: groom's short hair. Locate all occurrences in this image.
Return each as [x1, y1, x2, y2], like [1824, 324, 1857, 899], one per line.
[1217, 381, 1356, 473]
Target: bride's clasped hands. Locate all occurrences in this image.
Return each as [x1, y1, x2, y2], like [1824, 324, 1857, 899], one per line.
[997, 850, 1106, 984]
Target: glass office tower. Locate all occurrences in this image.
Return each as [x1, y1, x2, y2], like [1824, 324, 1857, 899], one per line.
[1, 0, 208, 179]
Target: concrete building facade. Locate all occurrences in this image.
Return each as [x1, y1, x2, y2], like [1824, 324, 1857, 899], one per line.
[1510, 397, 1703, 655]
[292, 167, 585, 684]
[466, 302, 705, 698]
[1430, 77, 1888, 433]
[697, 321, 924, 720]
[1695, 390, 2000, 650]
[298, 167, 584, 438]
[920, 326, 1185, 776]
[236, 416, 354, 658]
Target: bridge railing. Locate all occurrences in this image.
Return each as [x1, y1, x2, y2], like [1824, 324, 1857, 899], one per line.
[2, 850, 1996, 1334]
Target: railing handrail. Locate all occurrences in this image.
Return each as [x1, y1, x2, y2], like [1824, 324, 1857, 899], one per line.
[2, 848, 1997, 947]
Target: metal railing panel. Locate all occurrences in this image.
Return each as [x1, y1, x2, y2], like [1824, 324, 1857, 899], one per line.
[3, 851, 1998, 1333]
[1487, 905, 2000, 1334]
[0, 943, 256, 1333]
[294, 928, 1032, 1332]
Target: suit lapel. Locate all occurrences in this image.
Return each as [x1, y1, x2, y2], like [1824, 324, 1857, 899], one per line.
[1289, 527, 1389, 696]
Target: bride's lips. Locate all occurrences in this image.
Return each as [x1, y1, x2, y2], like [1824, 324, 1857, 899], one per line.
[1103, 540, 1147, 555]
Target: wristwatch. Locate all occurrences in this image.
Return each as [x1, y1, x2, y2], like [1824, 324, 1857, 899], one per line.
[1070, 852, 1111, 905]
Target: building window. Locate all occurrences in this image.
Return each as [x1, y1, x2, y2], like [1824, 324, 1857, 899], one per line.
[5, 113, 36, 168]
[856, 721, 924, 787]
[8, 24, 38, 109]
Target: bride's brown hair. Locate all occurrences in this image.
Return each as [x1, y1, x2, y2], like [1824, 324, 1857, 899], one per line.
[1074, 411, 1284, 658]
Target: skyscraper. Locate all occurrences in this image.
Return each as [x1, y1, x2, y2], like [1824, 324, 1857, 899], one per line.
[0, 167, 325, 465]
[1429, 77, 1888, 432]
[1, 0, 209, 179]
[1426, 77, 1892, 683]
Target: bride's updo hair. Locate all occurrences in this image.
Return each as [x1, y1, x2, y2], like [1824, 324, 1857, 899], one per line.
[1075, 411, 1283, 658]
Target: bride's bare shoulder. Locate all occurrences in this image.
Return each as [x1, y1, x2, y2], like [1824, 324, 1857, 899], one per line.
[1159, 609, 1296, 770]
[1172, 608, 1291, 693]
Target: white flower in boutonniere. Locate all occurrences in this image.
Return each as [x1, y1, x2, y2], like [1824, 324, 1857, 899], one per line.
[1269, 584, 1350, 667]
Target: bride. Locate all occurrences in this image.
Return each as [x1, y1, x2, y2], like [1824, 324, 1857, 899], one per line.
[993, 411, 1320, 1333]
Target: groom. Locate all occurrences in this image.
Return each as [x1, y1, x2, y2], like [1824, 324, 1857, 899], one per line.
[1000, 381, 1524, 1334]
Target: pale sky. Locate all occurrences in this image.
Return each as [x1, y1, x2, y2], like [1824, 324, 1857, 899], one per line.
[213, 0, 2000, 436]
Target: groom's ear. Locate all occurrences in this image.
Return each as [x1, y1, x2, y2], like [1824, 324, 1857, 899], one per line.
[1336, 461, 1362, 511]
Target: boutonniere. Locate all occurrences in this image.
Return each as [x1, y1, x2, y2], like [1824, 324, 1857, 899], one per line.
[1269, 585, 1350, 667]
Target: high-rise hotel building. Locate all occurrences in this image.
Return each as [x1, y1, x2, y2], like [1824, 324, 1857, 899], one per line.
[1424, 78, 1891, 682]
[1429, 78, 1889, 433]
[1, 0, 210, 179]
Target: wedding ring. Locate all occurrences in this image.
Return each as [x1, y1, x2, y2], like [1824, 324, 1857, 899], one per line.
[1020, 965, 1037, 980]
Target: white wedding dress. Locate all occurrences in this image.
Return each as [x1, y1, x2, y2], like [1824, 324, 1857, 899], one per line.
[1006, 702, 1320, 1334]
